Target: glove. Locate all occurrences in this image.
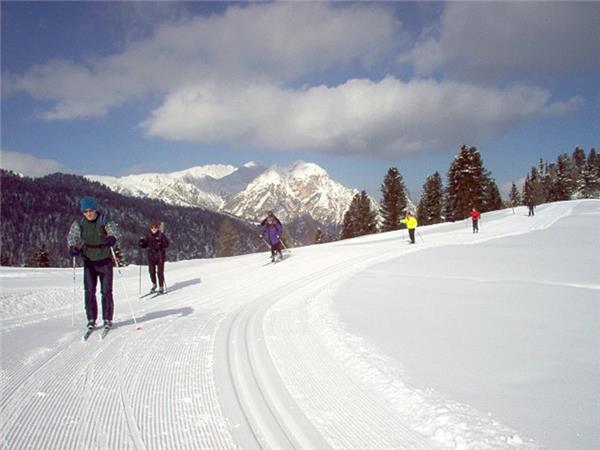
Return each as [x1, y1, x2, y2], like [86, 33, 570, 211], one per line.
[259, 235, 263, 239]
[69, 246, 80, 257]
[276, 235, 280, 239]
[102, 236, 117, 248]
[138, 238, 147, 247]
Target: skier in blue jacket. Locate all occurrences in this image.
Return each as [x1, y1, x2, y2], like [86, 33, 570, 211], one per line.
[260, 211, 283, 262]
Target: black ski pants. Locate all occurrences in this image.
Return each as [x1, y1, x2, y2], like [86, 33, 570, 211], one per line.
[148, 258, 165, 288]
[472, 219, 479, 233]
[408, 228, 416, 244]
[83, 258, 114, 323]
[270, 242, 283, 257]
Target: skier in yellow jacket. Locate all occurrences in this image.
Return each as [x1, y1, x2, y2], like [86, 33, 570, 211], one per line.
[401, 211, 418, 244]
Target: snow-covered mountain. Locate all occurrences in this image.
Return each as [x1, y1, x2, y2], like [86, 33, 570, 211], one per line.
[86, 164, 243, 210]
[86, 161, 359, 225]
[226, 162, 358, 223]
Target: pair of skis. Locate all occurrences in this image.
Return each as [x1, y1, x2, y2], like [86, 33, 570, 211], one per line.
[139, 289, 167, 299]
[82, 325, 111, 341]
[263, 254, 288, 266]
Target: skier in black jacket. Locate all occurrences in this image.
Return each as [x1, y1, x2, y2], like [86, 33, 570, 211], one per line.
[139, 219, 169, 294]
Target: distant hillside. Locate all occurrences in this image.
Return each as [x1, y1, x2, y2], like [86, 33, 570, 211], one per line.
[0, 170, 263, 267]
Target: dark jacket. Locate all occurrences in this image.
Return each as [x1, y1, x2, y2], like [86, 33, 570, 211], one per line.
[139, 231, 169, 263]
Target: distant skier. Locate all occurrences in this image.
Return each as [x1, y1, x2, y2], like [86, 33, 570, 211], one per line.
[138, 219, 169, 294]
[527, 201, 535, 217]
[67, 196, 121, 330]
[469, 208, 481, 233]
[260, 211, 283, 262]
[400, 211, 418, 244]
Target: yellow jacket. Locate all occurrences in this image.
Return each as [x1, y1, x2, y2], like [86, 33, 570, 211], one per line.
[401, 216, 418, 229]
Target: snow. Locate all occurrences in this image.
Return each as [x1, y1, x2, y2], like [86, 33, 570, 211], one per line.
[289, 161, 328, 178]
[1, 200, 598, 449]
[173, 164, 237, 180]
[86, 164, 240, 197]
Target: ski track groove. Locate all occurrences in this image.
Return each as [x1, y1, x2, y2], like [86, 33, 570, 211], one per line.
[0, 333, 76, 412]
[221, 254, 420, 449]
[269, 293, 433, 449]
[262, 254, 436, 449]
[120, 288, 239, 450]
[2, 333, 108, 449]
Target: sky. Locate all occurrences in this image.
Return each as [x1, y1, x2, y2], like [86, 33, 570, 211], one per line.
[1, 1, 599, 198]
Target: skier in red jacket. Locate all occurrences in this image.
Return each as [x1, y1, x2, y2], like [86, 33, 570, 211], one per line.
[469, 208, 481, 233]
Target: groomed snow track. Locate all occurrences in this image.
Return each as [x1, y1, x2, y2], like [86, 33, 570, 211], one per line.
[1, 202, 585, 449]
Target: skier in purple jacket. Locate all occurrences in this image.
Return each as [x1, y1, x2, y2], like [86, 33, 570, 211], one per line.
[260, 211, 283, 262]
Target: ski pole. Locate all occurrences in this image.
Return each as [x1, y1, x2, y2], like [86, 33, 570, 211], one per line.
[160, 257, 167, 293]
[260, 237, 271, 250]
[416, 229, 425, 243]
[110, 247, 141, 330]
[71, 257, 76, 327]
[138, 251, 142, 297]
[279, 238, 291, 252]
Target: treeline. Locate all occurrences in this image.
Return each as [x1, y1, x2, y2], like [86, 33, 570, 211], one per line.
[519, 147, 600, 207]
[340, 145, 504, 239]
[1, 171, 262, 267]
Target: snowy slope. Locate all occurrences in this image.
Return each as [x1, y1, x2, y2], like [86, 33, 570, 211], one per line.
[1, 200, 598, 449]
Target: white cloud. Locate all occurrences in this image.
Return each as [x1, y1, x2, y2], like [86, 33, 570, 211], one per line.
[403, 2, 600, 78]
[0, 150, 67, 177]
[142, 77, 579, 158]
[7, 3, 401, 120]
[542, 96, 585, 116]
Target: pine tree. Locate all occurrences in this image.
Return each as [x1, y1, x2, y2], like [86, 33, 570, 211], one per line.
[542, 162, 557, 202]
[358, 191, 378, 235]
[341, 191, 377, 239]
[379, 167, 407, 232]
[581, 148, 600, 198]
[571, 147, 587, 197]
[482, 170, 503, 212]
[488, 180, 504, 211]
[522, 175, 533, 208]
[553, 153, 575, 200]
[341, 194, 360, 239]
[528, 166, 545, 205]
[591, 148, 600, 177]
[417, 171, 443, 225]
[216, 218, 241, 257]
[444, 145, 487, 221]
[508, 182, 521, 207]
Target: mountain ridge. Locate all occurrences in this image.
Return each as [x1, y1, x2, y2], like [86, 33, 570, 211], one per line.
[86, 161, 360, 226]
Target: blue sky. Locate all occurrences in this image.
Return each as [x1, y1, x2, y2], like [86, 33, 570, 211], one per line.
[2, 1, 599, 198]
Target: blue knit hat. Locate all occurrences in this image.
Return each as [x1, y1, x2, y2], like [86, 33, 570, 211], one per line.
[79, 196, 97, 212]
